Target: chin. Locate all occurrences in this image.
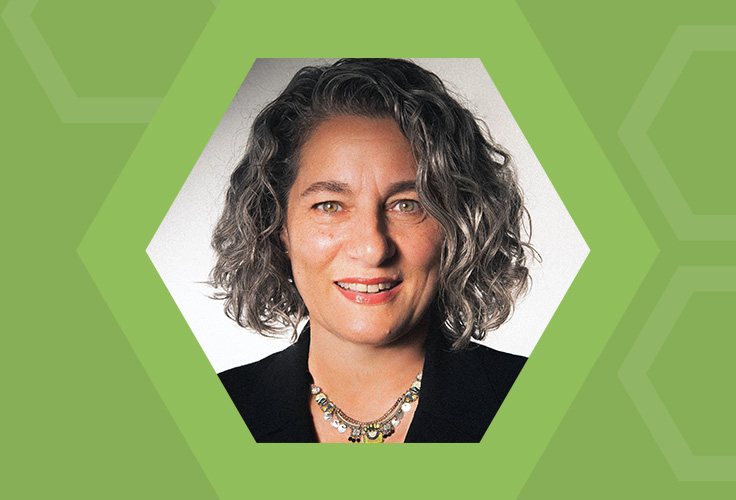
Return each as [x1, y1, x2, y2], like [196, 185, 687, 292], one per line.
[335, 317, 416, 347]
[338, 324, 394, 346]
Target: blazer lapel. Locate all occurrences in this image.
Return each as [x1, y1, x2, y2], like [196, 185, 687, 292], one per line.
[405, 328, 501, 443]
[245, 329, 317, 443]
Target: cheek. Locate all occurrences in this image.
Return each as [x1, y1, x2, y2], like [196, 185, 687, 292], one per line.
[289, 225, 340, 272]
[406, 224, 444, 271]
[288, 226, 342, 309]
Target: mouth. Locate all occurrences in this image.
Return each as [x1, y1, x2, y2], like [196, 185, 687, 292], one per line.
[333, 278, 402, 304]
[335, 280, 401, 294]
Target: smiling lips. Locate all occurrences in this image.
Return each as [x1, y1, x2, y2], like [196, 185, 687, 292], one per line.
[334, 278, 402, 304]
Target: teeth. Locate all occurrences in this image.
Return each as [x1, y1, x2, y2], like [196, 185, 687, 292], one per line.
[336, 281, 397, 293]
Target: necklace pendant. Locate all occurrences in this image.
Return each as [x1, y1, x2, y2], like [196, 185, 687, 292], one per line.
[363, 425, 384, 443]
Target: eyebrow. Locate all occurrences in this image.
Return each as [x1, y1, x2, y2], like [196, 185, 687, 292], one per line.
[384, 180, 417, 198]
[299, 180, 417, 198]
[299, 181, 353, 198]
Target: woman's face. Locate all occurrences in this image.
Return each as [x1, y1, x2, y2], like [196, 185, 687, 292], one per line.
[281, 115, 444, 347]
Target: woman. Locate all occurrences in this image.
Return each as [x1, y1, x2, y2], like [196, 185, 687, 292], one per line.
[212, 59, 533, 443]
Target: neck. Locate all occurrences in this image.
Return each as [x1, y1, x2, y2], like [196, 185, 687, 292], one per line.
[307, 322, 427, 421]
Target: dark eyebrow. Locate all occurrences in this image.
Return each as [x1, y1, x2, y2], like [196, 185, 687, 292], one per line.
[300, 181, 353, 198]
[299, 179, 417, 198]
[385, 180, 417, 198]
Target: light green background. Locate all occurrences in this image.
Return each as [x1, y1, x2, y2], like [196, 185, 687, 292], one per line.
[3, 0, 734, 498]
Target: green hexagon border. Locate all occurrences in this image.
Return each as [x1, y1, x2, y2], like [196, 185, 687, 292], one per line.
[2, 0, 219, 123]
[619, 266, 736, 481]
[76, 0, 657, 497]
[618, 25, 736, 241]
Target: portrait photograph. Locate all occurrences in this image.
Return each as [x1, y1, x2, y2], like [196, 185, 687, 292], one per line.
[147, 58, 588, 443]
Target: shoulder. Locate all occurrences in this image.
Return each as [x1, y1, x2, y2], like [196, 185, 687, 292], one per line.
[432, 340, 526, 401]
[218, 350, 280, 431]
[407, 335, 526, 442]
[461, 342, 527, 398]
[216, 333, 314, 442]
[219, 350, 280, 393]
[218, 345, 297, 408]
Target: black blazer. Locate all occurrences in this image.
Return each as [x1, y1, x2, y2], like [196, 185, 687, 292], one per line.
[219, 325, 526, 443]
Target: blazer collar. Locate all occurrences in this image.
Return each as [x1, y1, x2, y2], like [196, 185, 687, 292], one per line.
[248, 323, 499, 443]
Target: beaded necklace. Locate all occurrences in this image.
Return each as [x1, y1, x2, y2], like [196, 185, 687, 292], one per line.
[310, 374, 422, 443]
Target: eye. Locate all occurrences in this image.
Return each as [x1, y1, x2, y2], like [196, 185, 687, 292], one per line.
[315, 201, 341, 213]
[392, 200, 419, 212]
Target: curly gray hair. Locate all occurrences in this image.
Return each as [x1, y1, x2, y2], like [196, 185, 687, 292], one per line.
[210, 59, 534, 350]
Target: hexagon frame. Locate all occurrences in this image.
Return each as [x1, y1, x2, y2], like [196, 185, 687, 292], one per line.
[618, 25, 736, 241]
[75, 0, 658, 496]
[619, 266, 736, 481]
[1, 0, 218, 123]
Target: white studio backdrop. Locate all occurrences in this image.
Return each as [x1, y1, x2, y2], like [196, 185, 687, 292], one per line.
[147, 58, 589, 374]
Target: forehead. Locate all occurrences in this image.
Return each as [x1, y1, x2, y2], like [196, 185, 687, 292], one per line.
[294, 115, 417, 189]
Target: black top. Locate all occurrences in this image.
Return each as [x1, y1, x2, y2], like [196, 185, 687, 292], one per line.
[218, 325, 526, 443]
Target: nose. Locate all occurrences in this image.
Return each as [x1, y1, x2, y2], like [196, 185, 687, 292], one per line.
[345, 209, 396, 266]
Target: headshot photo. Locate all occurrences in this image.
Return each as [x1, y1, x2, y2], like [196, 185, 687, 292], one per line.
[148, 58, 588, 443]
